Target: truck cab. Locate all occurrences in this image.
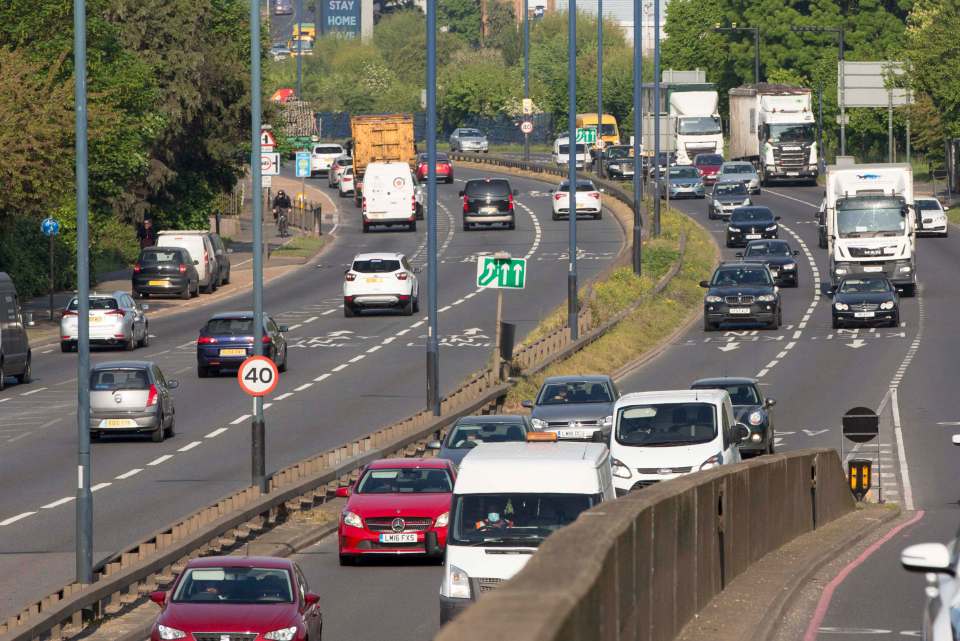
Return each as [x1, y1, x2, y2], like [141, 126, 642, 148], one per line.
[670, 90, 723, 165]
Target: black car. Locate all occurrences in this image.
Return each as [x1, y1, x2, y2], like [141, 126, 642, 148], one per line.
[521, 375, 620, 441]
[701, 262, 782, 331]
[737, 239, 801, 287]
[459, 178, 517, 231]
[132, 247, 199, 299]
[601, 145, 635, 180]
[691, 377, 776, 457]
[726, 206, 780, 248]
[209, 233, 231, 286]
[426, 415, 533, 467]
[826, 276, 900, 329]
[196, 312, 289, 377]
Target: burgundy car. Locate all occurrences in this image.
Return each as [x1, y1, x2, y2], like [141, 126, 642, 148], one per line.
[416, 153, 454, 184]
[337, 457, 455, 565]
[149, 556, 322, 641]
[693, 153, 724, 185]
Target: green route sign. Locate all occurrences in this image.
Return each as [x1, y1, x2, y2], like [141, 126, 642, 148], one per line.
[476, 256, 526, 289]
[575, 127, 597, 144]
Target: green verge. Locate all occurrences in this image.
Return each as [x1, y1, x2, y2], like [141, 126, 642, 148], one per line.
[948, 208, 960, 227]
[507, 206, 715, 407]
[272, 235, 326, 259]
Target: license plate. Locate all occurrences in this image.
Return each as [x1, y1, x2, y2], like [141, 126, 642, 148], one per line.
[219, 348, 246, 356]
[148, 280, 167, 286]
[854, 311, 875, 318]
[863, 265, 883, 272]
[365, 277, 383, 283]
[102, 419, 137, 428]
[745, 233, 762, 239]
[91, 315, 103, 323]
[558, 429, 590, 439]
[729, 307, 751, 315]
[379, 533, 417, 543]
[480, 207, 498, 215]
[786, 171, 799, 176]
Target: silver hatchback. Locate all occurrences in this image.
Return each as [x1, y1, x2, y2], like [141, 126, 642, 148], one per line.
[89, 361, 178, 442]
[60, 292, 149, 352]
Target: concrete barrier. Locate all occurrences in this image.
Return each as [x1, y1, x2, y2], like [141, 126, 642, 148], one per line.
[434, 449, 853, 641]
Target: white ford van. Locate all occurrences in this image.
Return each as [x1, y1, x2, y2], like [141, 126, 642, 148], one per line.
[156, 231, 219, 293]
[361, 161, 419, 233]
[553, 136, 590, 169]
[609, 389, 750, 496]
[435, 437, 614, 623]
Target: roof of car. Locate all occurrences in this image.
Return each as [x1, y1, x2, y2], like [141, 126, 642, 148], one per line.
[542, 374, 612, 384]
[455, 415, 527, 424]
[157, 230, 209, 235]
[731, 206, 773, 214]
[367, 457, 451, 470]
[91, 360, 154, 371]
[352, 252, 405, 261]
[722, 162, 755, 168]
[186, 556, 293, 570]
[70, 291, 126, 300]
[208, 311, 257, 320]
[716, 261, 770, 270]
[616, 389, 728, 406]
[455, 443, 609, 495]
[691, 377, 758, 387]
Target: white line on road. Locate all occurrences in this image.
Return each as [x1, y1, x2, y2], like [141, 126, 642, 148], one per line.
[294, 383, 313, 392]
[382, 337, 395, 345]
[263, 403, 273, 410]
[0, 398, 9, 404]
[396, 329, 410, 336]
[274, 392, 294, 401]
[756, 368, 769, 378]
[148, 454, 173, 466]
[313, 373, 330, 383]
[20, 387, 47, 396]
[42, 497, 75, 509]
[231, 415, 250, 424]
[304, 316, 318, 323]
[91, 482, 111, 492]
[116, 468, 143, 479]
[348, 355, 365, 363]
[411, 321, 425, 328]
[0, 512, 36, 526]
[177, 441, 202, 452]
[366, 345, 381, 353]
[288, 324, 302, 331]
[40, 349, 53, 354]
[205, 427, 229, 438]
[438, 306, 451, 313]
[332, 364, 348, 372]
[322, 309, 336, 315]
[891, 387, 914, 511]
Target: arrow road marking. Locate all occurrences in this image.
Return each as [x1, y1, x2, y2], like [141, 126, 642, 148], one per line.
[717, 342, 741, 352]
[802, 429, 830, 437]
[463, 328, 484, 336]
[846, 339, 867, 349]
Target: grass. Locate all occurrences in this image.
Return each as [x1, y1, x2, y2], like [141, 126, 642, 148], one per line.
[272, 234, 325, 259]
[948, 208, 960, 226]
[488, 143, 554, 155]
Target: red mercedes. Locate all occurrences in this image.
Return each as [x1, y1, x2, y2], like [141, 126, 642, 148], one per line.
[337, 457, 455, 565]
[149, 556, 322, 640]
[693, 153, 725, 185]
[415, 152, 454, 184]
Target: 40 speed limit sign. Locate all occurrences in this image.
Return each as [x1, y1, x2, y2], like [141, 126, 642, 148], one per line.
[237, 355, 279, 397]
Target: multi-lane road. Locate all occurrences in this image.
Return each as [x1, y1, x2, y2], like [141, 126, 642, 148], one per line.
[0, 165, 623, 619]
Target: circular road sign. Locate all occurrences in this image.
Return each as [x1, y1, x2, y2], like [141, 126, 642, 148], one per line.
[237, 355, 279, 397]
[520, 120, 534, 135]
[842, 406, 879, 443]
[41, 217, 60, 237]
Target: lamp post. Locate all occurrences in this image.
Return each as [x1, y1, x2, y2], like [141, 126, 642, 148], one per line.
[652, 0, 661, 237]
[426, 0, 440, 415]
[631, 0, 642, 276]
[596, 0, 603, 176]
[792, 26, 845, 156]
[250, 0, 267, 493]
[296, 0, 303, 98]
[713, 24, 760, 85]
[567, 0, 578, 340]
[523, 0, 530, 162]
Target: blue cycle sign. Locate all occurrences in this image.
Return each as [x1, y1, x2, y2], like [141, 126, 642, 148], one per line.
[41, 217, 60, 236]
[323, 0, 360, 38]
[295, 151, 311, 178]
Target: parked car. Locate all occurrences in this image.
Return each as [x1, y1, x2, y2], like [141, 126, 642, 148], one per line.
[361, 161, 419, 232]
[338, 166, 355, 198]
[343, 252, 420, 317]
[60, 292, 150, 352]
[328, 154, 352, 188]
[826, 275, 900, 329]
[208, 232, 231, 285]
[693, 153, 724, 185]
[691, 377, 776, 457]
[148, 556, 322, 641]
[601, 145, 635, 180]
[274, 0, 293, 14]
[156, 231, 219, 293]
[132, 246, 199, 299]
[89, 361, 177, 442]
[337, 457, 456, 565]
[551, 179, 603, 220]
[719, 161, 761, 194]
[659, 165, 705, 199]
[701, 262, 782, 331]
[0, 272, 31, 390]
[416, 152, 454, 183]
[196, 312, 288, 377]
[522, 375, 620, 442]
[460, 178, 517, 230]
[310, 143, 345, 177]
[427, 415, 533, 467]
[449, 128, 489, 153]
[706, 181, 753, 220]
[915, 197, 949, 237]
[726, 206, 780, 248]
[737, 239, 800, 287]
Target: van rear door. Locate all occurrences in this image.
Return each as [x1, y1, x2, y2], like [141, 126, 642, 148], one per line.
[367, 168, 411, 218]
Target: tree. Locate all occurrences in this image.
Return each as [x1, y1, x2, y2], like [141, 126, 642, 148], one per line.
[440, 0, 482, 47]
[905, 0, 960, 140]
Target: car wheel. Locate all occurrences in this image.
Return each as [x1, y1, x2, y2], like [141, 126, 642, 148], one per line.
[180, 286, 191, 300]
[222, 270, 230, 285]
[552, 213, 559, 221]
[344, 303, 356, 318]
[165, 413, 175, 438]
[16, 354, 31, 384]
[339, 554, 356, 566]
[0, 362, 5, 391]
[409, 221, 417, 232]
[401, 298, 414, 316]
[362, 223, 370, 234]
[891, 311, 900, 328]
[447, 176, 454, 184]
[151, 415, 165, 442]
[901, 284, 916, 298]
[197, 364, 209, 378]
[508, 220, 516, 230]
[61, 341, 72, 353]
[90, 431, 100, 442]
[278, 348, 288, 372]
[463, 221, 470, 231]
[703, 317, 715, 332]
[125, 335, 136, 351]
[413, 296, 420, 313]
[139, 328, 150, 348]
[831, 316, 840, 330]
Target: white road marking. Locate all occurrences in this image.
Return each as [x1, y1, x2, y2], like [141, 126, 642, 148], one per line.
[263, 403, 273, 410]
[438, 306, 451, 313]
[205, 427, 229, 438]
[115, 468, 143, 480]
[0, 512, 36, 526]
[294, 383, 313, 392]
[231, 415, 250, 424]
[891, 388, 914, 511]
[0, 398, 9, 404]
[40, 349, 53, 354]
[396, 329, 410, 336]
[304, 316, 318, 323]
[91, 482, 111, 492]
[20, 387, 47, 396]
[451, 299, 464, 306]
[322, 309, 336, 315]
[382, 337, 395, 345]
[274, 392, 294, 401]
[314, 373, 330, 382]
[756, 368, 769, 378]
[177, 441, 202, 452]
[148, 454, 173, 466]
[348, 355, 365, 363]
[411, 321, 425, 328]
[288, 324, 302, 330]
[366, 345, 381, 353]
[332, 364, 348, 372]
[42, 497, 75, 509]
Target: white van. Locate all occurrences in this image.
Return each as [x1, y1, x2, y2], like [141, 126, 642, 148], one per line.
[553, 136, 590, 169]
[310, 143, 345, 177]
[609, 389, 749, 496]
[435, 437, 614, 623]
[361, 161, 418, 233]
[156, 231, 219, 293]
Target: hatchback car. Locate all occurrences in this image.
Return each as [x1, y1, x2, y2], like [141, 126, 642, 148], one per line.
[427, 415, 532, 467]
[719, 161, 761, 193]
[460, 178, 517, 230]
[208, 232, 231, 286]
[449, 128, 489, 153]
[691, 377, 776, 457]
[310, 143, 345, 177]
[133, 247, 199, 299]
[693, 153, 724, 185]
[552, 179, 603, 220]
[737, 239, 800, 287]
[416, 152, 454, 183]
[900, 530, 960, 641]
[337, 457, 456, 564]
[827, 276, 900, 329]
[645, 151, 677, 178]
[338, 166, 355, 198]
[706, 181, 752, 220]
[659, 165, 705, 199]
[343, 253, 419, 317]
[149, 556, 322, 641]
[89, 361, 177, 442]
[196, 312, 288, 377]
[915, 197, 949, 237]
[60, 292, 150, 352]
[726, 206, 780, 247]
[701, 262, 781, 331]
[522, 375, 620, 441]
[327, 154, 352, 188]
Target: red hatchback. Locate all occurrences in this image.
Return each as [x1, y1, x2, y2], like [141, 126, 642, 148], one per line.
[337, 457, 455, 564]
[149, 556, 322, 641]
[415, 152, 454, 184]
[693, 153, 725, 185]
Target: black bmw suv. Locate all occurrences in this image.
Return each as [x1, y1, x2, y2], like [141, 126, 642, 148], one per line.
[701, 262, 782, 331]
[726, 206, 780, 247]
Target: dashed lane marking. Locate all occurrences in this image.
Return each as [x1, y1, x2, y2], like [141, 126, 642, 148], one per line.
[205, 428, 228, 438]
[115, 468, 143, 479]
[231, 415, 250, 425]
[274, 392, 294, 401]
[20, 387, 46, 396]
[42, 497, 74, 509]
[177, 441, 202, 452]
[294, 383, 313, 392]
[148, 454, 173, 466]
[91, 482, 111, 492]
[313, 373, 330, 383]
[331, 364, 348, 372]
[0, 512, 36, 526]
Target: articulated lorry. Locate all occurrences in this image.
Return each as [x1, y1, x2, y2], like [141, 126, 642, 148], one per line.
[729, 84, 819, 185]
[825, 162, 917, 296]
[670, 89, 723, 165]
[350, 114, 416, 208]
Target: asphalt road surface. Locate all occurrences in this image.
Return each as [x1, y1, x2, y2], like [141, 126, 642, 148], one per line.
[0, 164, 623, 620]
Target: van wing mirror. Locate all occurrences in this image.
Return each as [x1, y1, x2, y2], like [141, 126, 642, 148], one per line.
[520, 400, 534, 409]
[901, 543, 954, 575]
[734, 423, 751, 444]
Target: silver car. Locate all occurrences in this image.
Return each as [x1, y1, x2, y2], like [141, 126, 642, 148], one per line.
[89, 361, 178, 442]
[449, 128, 489, 153]
[328, 155, 353, 188]
[719, 161, 761, 194]
[60, 292, 149, 352]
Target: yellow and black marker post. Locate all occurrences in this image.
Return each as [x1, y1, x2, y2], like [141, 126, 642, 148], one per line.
[848, 458, 872, 502]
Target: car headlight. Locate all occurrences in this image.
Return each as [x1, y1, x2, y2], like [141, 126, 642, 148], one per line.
[783, 263, 796, 270]
[898, 265, 912, 272]
[835, 267, 847, 274]
[744, 199, 752, 206]
[880, 300, 895, 310]
[765, 225, 778, 231]
[699, 453, 722, 471]
[264, 627, 299, 641]
[705, 295, 722, 303]
[834, 302, 849, 311]
[748, 411, 764, 426]
[612, 457, 632, 479]
[750, 433, 762, 443]
[435, 511, 449, 528]
[157, 625, 187, 640]
[728, 226, 738, 232]
[756, 294, 776, 302]
[601, 415, 613, 427]
[342, 511, 363, 528]
[531, 417, 548, 429]
[443, 564, 472, 599]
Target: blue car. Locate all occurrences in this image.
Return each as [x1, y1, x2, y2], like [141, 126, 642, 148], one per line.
[196, 311, 289, 378]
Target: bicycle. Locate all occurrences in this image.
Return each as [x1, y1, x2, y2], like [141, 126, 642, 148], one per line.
[276, 207, 290, 238]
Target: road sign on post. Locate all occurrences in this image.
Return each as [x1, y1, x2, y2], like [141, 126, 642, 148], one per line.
[476, 255, 526, 289]
[238, 355, 279, 397]
[520, 120, 534, 135]
[261, 153, 280, 176]
[41, 217, 60, 322]
[260, 129, 276, 152]
[295, 151, 311, 177]
[575, 127, 597, 144]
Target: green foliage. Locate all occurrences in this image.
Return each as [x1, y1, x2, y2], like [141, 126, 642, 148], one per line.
[440, 0, 482, 46]
[904, 1, 960, 142]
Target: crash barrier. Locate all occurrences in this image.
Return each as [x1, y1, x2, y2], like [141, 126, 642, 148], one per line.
[0, 160, 689, 641]
[436, 448, 854, 641]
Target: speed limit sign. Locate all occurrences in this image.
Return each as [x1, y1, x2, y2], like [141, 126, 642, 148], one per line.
[520, 120, 534, 135]
[237, 355, 279, 397]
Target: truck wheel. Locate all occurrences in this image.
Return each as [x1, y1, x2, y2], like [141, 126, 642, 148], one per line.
[408, 221, 417, 232]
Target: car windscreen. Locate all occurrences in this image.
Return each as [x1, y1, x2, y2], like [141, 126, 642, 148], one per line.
[731, 209, 773, 223]
[139, 250, 183, 264]
[537, 381, 613, 405]
[459, 129, 483, 137]
[606, 147, 631, 159]
[711, 267, 773, 287]
[616, 402, 717, 446]
[352, 259, 401, 273]
[838, 278, 892, 294]
[558, 144, 587, 155]
[694, 384, 758, 405]
[669, 167, 699, 179]
[336, 157, 352, 166]
[172, 567, 293, 604]
[558, 181, 596, 192]
[677, 116, 722, 135]
[419, 153, 450, 162]
[90, 369, 148, 391]
[314, 145, 342, 155]
[355, 467, 453, 493]
[916, 200, 942, 211]
[714, 183, 747, 196]
[68, 297, 118, 311]
[449, 493, 596, 546]
[695, 154, 724, 166]
[465, 180, 511, 197]
[745, 241, 791, 256]
[445, 421, 527, 449]
[722, 164, 754, 175]
[204, 318, 254, 335]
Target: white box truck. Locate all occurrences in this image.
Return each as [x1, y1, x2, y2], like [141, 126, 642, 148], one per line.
[670, 90, 723, 165]
[729, 84, 819, 186]
[825, 162, 916, 296]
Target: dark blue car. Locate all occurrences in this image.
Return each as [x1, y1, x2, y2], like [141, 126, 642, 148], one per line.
[196, 312, 288, 378]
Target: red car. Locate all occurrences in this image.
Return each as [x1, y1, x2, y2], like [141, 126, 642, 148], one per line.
[149, 556, 322, 640]
[337, 457, 455, 565]
[693, 153, 724, 185]
[415, 152, 454, 184]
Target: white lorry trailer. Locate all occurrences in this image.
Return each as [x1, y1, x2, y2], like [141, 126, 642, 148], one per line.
[729, 84, 819, 185]
[670, 90, 723, 165]
[825, 162, 916, 296]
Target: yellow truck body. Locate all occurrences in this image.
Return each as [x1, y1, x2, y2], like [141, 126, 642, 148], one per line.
[350, 114, 416, 181]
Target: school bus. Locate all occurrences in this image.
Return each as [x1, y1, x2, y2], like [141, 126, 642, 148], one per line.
[575, 113, 620, 146]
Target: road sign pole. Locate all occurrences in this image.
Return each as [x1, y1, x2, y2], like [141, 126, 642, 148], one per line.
[523, 0, 530, 163]
[567, 0, 578, 341]
[495, 288, 503, 381]
[596, 0, 603, 177]
[296, 0, 303, 99]
[631, 0, 642, 276]
[250, 0, 267, 493]
[426, 0, 440, 416]
[49, 232, 54, 322]
[652, 0, 661, 238]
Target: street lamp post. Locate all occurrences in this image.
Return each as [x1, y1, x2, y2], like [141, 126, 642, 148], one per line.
[250, 0, 267, 493]
[426, 0, 440, 415]
[631, 0, 642, 276]
[523, 0, 530, 162]
[652, 0, 661, 237]
[596, 0, 603, 176]
[296, 0, 303, 98]
[791, 26, 845, 156]
[567, 0, 578, 340]
[713, 24, 760, 85]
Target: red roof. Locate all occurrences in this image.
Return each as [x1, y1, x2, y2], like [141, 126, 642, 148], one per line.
[185, 556, 293, 569]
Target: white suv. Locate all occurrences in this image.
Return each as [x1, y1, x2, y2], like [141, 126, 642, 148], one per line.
[343, 253, 420, 317]
[310, 143, 345, 177]
[915, 197, 949, 237]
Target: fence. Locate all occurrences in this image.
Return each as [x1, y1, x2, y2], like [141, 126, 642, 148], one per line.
[314, 111, 557, 145]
